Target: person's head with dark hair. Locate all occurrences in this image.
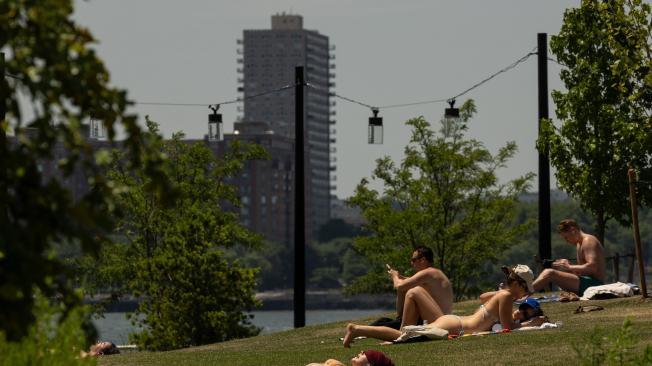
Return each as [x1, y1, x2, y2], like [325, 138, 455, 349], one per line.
[513, 297, 545, 322]
[412, 246, 434, 266]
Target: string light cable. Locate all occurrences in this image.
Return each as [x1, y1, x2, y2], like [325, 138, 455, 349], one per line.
[310, 47, 538, 113]
[133, 83, 296, 109]
[6, 47, 540, 115]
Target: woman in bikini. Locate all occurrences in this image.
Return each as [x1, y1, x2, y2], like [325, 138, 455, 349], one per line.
[342, 264, 546, 347]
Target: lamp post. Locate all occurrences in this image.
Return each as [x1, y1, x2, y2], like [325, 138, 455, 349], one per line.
[294, 66, 306, 328]
[537, 33, 551, 263]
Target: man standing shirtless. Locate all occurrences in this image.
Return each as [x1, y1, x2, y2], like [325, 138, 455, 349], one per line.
[532, 219, 606, 296]
[386, 246, 454, 327]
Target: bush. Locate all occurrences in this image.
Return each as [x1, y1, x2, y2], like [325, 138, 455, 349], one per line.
[574, 318, 652, 365]
[0, 292, 96, 366]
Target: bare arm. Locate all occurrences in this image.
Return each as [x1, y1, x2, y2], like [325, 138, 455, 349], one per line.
[568, 241, 602, 277]
[497, 292, 521, 330]
[390, 268, 434, 291]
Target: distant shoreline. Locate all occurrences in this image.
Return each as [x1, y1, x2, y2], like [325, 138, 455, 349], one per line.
[85, 289, 395, 312]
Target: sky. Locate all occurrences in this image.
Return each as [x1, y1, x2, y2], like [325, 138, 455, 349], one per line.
[73, 0, 579, 199]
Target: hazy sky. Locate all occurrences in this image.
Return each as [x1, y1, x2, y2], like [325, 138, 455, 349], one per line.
[73, 0, 578, 199]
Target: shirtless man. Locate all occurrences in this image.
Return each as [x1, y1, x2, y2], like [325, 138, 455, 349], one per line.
[386, 246, 454, 328]
[532, 219, 606, 296]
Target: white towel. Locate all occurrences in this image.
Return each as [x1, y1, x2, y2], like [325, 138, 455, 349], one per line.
[580, 282, 633, 300]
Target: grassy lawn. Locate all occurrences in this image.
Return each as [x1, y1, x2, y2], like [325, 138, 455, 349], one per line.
[99, 296, 652, 366]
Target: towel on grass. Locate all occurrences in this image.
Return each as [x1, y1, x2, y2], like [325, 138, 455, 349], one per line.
[580, 282, 634, 300]
[393, 325, 449, 343]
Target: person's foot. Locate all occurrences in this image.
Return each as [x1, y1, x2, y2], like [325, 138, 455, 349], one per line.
[343, 323, 357, 348]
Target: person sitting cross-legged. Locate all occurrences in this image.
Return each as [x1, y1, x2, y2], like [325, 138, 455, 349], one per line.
[532, 219, 606, 297]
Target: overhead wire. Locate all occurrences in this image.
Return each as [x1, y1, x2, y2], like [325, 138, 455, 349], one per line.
[322, 47, 538, 112]
[134, 83, 296, 108]
[6, 48, 541, 114]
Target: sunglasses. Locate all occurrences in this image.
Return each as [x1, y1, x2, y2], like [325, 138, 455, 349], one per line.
[410, 255, 423, 263]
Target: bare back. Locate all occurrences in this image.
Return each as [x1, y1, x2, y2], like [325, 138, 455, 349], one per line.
[418, 268, 454, 315]
[578, 233, 606, 281]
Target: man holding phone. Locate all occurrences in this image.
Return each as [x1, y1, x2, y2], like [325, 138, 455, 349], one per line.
[532, 219, 606, 296]
[384, 246, 454, 329]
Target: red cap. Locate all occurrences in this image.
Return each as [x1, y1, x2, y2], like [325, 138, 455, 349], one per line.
[364, 350, 395, 366]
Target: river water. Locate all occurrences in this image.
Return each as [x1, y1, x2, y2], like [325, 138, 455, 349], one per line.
[93, 309, 391, 345]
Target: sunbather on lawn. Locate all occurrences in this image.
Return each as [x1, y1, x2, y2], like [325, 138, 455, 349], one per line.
[306, 349, 394, 366]
[343, 265, 546, 347]
[386, 246, 454, 329]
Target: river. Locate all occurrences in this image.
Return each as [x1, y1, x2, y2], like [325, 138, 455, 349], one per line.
[93, 309, 391, 345]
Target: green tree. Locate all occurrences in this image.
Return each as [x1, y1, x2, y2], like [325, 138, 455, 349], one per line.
[0, 0, 170, 340]
[347, 100, 534, 299]
[92, 121, 267, 350]
[539, 0, 652, 244]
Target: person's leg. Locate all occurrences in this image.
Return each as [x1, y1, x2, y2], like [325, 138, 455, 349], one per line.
[342, 323, 401, 348]
[532, 269, 580, 293]
[395, 288, 407, 318]
[401, 287, 444, 327]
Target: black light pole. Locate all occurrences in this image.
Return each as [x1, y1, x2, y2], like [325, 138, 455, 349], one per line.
[537, 33, 552, 262]
[1, 52, 6, 140]
[294, 66, 306, 328]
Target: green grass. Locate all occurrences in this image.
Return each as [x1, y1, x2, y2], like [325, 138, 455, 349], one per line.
[99, 296, 652, 366]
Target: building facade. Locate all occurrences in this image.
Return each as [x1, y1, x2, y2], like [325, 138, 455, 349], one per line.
[238, 13, 335, 239]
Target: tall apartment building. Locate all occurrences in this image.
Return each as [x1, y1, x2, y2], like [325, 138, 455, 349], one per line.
[237, 13, 335, 238]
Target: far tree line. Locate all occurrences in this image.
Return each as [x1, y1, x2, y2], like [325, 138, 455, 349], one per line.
[1, 0, 651, 359]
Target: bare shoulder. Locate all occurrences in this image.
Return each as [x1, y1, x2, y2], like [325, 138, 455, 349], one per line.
[422, 267, 448, 280]
[582, 233, 602, 248]
[582, 234, 604, 252]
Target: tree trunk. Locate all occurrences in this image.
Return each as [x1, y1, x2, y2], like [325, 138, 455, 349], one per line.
[595, 207, 606, 246]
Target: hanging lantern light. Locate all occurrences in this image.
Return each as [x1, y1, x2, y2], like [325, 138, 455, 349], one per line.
[443, 99, 460, 138]
[444, 99, 459, 119]
[208, 104, 223, 141]
[368, 107, 383, 144]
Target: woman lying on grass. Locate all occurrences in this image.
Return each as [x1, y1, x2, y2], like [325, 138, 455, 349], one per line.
[343, 265, 547, 347]
[306, 349, 395, 366]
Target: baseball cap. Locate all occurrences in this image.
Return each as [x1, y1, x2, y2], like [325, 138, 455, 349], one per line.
[518, 297, 541, 311]
[506, 264, 534, 293]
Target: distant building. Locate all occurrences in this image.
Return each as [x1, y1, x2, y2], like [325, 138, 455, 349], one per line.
[202, 121, 297, 246]
[330, 197, 365, 226]
[238, 13, 336, 239]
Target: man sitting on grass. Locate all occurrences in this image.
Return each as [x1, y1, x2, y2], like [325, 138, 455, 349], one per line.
[382, 246, 454, 329]
[532, 219, 606, 297]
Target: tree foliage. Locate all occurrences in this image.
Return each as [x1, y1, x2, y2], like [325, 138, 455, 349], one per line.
[539, 0, 652, 243]
[93, 121, 267, 351]
[347, 101, 534, 299]
[0, 0, 170, 340]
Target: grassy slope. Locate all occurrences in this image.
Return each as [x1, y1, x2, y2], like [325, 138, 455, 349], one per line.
[99, 296, 652, 366]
